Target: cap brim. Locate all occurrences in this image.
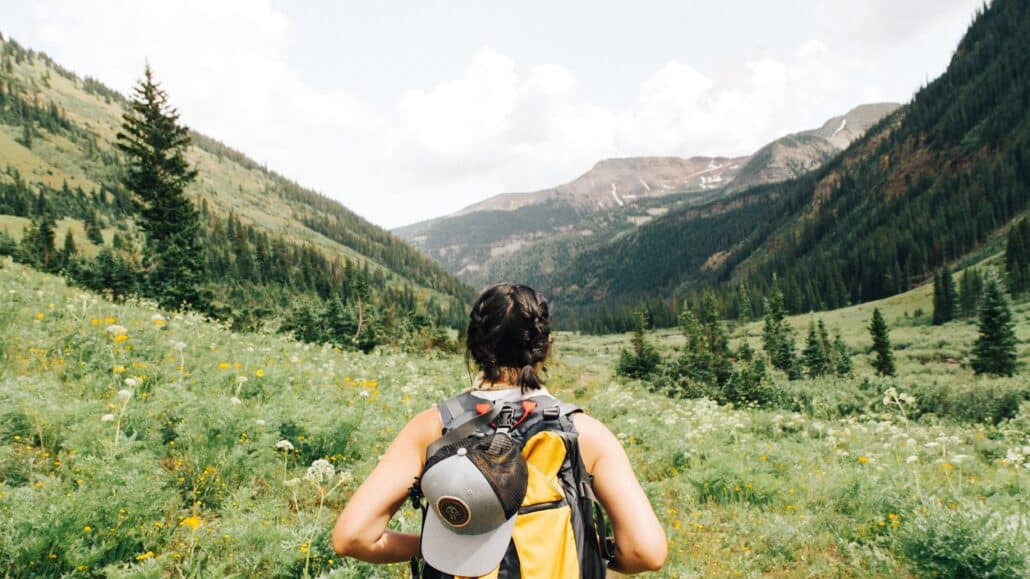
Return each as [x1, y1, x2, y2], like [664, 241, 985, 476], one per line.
[421, 506, 516, 577]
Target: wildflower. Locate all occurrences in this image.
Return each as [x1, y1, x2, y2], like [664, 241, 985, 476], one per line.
[218, 362, 230, 369]
[180, 516, 202, 529]
[255, 419, 266, 426]
[338, 470, 354, 485]
[941, 462, 955, 471]
[35, 312, 44, 320]
[152, 314, 166, 326]
[905, 455, 918, 464]
[113, 365, 126, 374]
[284, 478, 302, 488]
[275, 439, 294, 452]
[83, 525, 92, 533]
[117, 389, 132, 400]
[1005, 448, 1026, 467]
[230, 397, 242, 405]
[173, 341, 187, 350]
[305, 459, 335, 483]
[101, 414, 115, 422]
[857, 456, 870, 464]
[106, 324, 128, 336]
[124, 377, 139, 388]
[112, 334, 129, 343]
[135, 550, 154, 561]
[255, 369, 265, 378]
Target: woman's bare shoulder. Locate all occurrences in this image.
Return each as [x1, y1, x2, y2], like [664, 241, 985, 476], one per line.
[570, 412, 619, 471]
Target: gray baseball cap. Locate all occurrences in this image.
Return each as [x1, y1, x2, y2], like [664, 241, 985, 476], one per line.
[419, 434, 528, 576]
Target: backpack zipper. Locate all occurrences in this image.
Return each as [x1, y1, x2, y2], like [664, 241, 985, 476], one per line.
[518, 499, 565, 515]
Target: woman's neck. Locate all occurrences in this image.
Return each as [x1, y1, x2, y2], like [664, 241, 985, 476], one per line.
[472, 374, 519, 391]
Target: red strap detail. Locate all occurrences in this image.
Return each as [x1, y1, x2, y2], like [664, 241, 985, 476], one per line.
[475, 402, 492, 415]
[510, 400, 538, 429]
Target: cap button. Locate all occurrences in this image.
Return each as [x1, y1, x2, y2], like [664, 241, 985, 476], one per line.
[456, 447, 468, 456]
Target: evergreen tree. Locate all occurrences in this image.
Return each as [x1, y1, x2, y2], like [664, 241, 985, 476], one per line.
[19, 216, 57, 272]
[1005, 219, 1029, 296]
[958, 267, 984, 318]
[832, 331, 853, 376]
[802, 320, 831, 378]
[116, 65, 207, 311]
[869, 308, 896, 377]
[761, 286, 800, 379]
[971, 278, 1018, 376]
[933, 267, 957, 324]
[616, 309, 661, 380]
[60, 229, 76, 270]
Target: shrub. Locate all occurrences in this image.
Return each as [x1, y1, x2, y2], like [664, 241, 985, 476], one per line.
[896, 502, 1028, 578]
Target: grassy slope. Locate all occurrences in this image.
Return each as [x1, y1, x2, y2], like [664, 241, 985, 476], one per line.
[1, 259, 1027, 577]
[0, 41, 464, 305]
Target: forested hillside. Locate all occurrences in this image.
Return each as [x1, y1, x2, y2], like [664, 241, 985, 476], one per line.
[0, 33, 473, 347]
[535, 0, 1029, 332]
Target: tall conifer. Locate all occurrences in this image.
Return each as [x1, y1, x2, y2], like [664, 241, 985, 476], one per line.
[869, 308, 896, 377]
[117, 65, 207, 311]
[971, 278, 1018, 376]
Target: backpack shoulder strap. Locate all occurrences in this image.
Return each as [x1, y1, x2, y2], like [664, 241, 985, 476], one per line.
[437, 391, 479, 431]
[426, 392, 503, 459]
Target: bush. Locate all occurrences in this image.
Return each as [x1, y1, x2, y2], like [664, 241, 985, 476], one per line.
[896, 502, 1028, 578]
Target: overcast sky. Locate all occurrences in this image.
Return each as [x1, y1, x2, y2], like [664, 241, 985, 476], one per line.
[1, 0, 984, 228]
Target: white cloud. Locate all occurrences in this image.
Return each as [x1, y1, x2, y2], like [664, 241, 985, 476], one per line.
[15, 2, 940, 228]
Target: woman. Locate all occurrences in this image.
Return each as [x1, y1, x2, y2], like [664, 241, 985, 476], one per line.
[333, 283, 666, 575]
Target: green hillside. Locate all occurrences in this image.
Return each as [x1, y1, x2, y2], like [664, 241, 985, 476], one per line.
[0, 33, 473, 341]
[530, 0, 1030, 332]
[2, 253, 1027, 576]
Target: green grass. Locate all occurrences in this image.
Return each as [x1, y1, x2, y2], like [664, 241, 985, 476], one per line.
[0, 259, 1027, 577]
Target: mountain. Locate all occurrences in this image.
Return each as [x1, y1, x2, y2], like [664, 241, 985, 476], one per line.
[522, 0, 1029, 332]
[395, 103, 897, 286]
[0, 33, 472, 340]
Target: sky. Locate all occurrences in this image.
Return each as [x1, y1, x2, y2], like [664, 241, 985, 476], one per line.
[0, 0, 985, 229]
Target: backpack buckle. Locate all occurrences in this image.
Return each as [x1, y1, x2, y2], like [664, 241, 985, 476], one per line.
[496, 405, 516, 431]
[542, 406, 561, 420]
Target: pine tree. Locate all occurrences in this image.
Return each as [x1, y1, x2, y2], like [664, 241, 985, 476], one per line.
[869, 308, 896, 377]
[617, 309, 661, 380]
[933, 267, 957, 324]
[762, 286, 800, 379]
[802, 320, 831, 378]
[60, 229, 76, 270]
[1005, 219, 1029, 296]
[832, 331, 852, 376]
[958, 267, 984, 318]
[971, 278, 1018, 376]
[116, 65, 207, 311]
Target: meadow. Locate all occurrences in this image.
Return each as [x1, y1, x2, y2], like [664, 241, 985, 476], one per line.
[1, 257, 1027, 577]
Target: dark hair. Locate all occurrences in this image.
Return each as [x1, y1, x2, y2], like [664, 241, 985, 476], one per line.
[466, 283, 551, 391]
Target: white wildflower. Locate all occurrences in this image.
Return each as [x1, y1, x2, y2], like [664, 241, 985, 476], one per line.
[906, 438, 917, 447]
[123, 377, 139, 388]
[905, 455, 918, 464]
[255, 419, 267, 426]
[358, 390, 370, 398]
[230, 397, 242, 405]
[305, 459, 335, 483]
[101, 413, 115, 422]
[1005, 448, 1026, 466]
[275, 439, 294, 452]
[338, 470, 354, 485]
[174, 341, 187, 350]
[106, 324, 128, 336]
[236, 375, 248, 385]
[116, 389, 132, 400]
[283, 478, 302, 488]
[151, 313, 166, 322]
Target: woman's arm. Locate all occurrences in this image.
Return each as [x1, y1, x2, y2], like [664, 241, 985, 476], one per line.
[332, 407, 441, 563]
[572, 413, 667, 574]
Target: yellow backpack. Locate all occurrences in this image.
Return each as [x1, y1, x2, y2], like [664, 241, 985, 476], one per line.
[411, 392, 612, 579]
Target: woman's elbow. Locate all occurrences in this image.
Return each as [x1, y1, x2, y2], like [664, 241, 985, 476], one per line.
[621, 530, 667, 573]
[331, 524, 360, 557]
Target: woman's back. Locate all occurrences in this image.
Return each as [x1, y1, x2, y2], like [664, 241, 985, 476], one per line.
[332, 284, 666, 576]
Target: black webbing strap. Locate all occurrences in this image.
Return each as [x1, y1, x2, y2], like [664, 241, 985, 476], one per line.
[425, 402, 502, 458]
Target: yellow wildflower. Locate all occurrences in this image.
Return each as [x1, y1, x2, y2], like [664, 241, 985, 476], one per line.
[180, 516, 202, 529]
[113, 365, 126, 374]
[112, 334, 129, 344]
[83, 526, 92, 533]
[255, 369, 265, 378]
[35, 313, 44, 320]
[857, 456, 869, 464]
[218, 362, 230, 369]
